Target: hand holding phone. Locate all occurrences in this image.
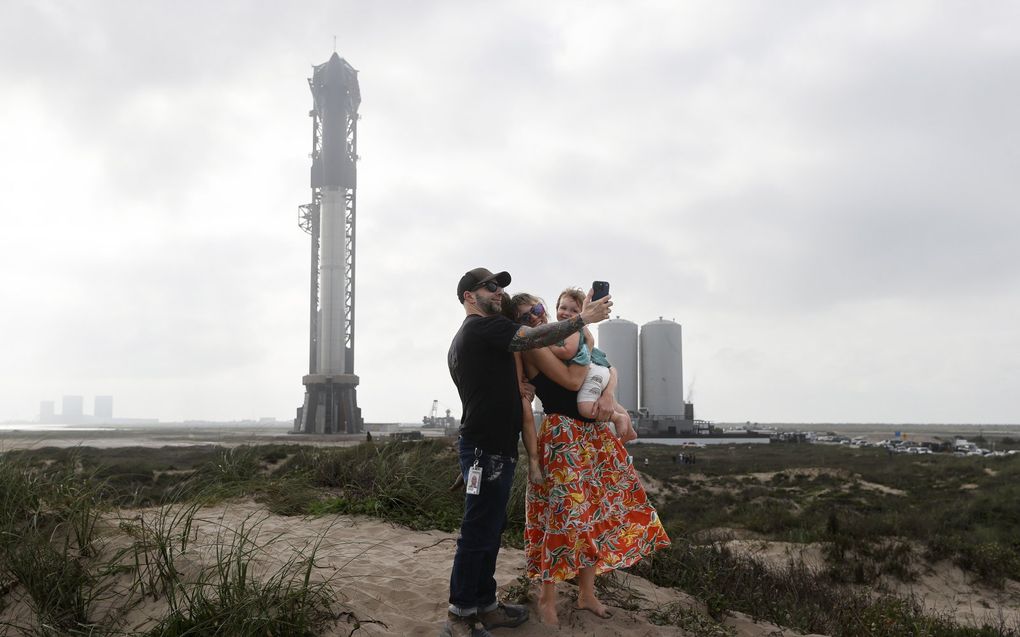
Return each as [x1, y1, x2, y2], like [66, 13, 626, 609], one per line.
[580, 280, 613, 325]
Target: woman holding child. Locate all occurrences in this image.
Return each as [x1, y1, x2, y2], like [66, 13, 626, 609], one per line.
[511, 288, 670, 626]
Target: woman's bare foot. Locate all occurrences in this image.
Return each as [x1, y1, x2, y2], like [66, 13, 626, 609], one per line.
[537, 599, 559, 625]
[576, 567, 611, 618]
[538, 582, 559, 626]
[576, 595, 612, 619]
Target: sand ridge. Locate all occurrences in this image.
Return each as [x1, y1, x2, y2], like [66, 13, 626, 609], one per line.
[175, 501, 696, 636]
[53, 500, 823, 636]
[716, 534, 1020, 630]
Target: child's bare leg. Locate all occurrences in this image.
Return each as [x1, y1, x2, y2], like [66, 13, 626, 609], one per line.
[612, 408, 637, 442]
[580, 401, 630, 440]
[577, 400, 597, 419]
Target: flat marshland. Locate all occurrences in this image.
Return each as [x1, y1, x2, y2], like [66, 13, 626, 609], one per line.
[1, 438, 1018, 636]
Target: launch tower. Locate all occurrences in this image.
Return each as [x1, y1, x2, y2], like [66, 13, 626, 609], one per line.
[295, 52, 363, 434]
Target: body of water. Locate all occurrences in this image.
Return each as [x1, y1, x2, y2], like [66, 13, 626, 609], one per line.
[0, 423, 117, 432]
[632, 437, 771, 446]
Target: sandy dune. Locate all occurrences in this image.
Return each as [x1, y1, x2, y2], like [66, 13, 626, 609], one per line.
[47, 501, 820, 637]
[717, 536, 1020, 631]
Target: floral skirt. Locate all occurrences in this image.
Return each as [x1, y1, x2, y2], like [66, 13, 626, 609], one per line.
[525, 413, 670, 582]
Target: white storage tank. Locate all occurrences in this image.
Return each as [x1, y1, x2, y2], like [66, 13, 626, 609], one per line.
[640, 318, 684, 417]
[596, 318, 639, 412]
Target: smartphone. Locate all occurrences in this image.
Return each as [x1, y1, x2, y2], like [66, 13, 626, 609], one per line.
[592, 280, 610, 301]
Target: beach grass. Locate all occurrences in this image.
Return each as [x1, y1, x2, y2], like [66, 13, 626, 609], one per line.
[127, 506, 339, 636]
[0, 450, 349, 636]
[0, 451, 126, 633]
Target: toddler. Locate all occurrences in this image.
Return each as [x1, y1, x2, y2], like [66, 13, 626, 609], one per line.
[548, 288, 637, 443]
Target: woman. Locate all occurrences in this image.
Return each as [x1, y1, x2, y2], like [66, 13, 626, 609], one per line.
[509, 292, 547, 328]
[513, 290, 670, 626]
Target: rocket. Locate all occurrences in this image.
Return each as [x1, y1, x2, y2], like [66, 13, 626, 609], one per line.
[310, 52, 359, 377]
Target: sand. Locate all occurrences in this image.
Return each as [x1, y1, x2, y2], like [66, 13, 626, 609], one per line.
[130, 501, 824, 636]
[0, 499, 825, 636]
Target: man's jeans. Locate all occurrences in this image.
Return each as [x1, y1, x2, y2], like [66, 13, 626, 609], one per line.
[448, 437, 517, 614]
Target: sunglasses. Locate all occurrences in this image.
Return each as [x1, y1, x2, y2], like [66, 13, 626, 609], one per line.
[473, 280, 501, 293]
[522, 304, 545, 319]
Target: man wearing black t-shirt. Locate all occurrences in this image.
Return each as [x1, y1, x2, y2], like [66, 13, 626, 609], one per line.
[441, 267, 612, 637]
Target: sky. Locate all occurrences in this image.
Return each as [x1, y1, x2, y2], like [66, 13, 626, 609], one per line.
[2, 1, 1018, 426]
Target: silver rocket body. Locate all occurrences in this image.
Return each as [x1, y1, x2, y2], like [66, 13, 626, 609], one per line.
[317, 188, 347, 375]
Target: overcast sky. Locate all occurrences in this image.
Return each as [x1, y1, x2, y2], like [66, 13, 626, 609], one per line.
[2, 1, 1018, 426]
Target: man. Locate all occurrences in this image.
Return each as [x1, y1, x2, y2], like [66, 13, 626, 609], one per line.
[442, 267, 612, 637]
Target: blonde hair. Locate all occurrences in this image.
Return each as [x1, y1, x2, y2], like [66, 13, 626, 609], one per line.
[556, 287, 585, 310]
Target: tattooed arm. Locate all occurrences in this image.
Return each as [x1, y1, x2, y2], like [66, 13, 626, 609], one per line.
[508, 316, 585, 352]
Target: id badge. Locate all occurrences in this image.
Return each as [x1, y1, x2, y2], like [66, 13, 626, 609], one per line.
[466, 462, 483, 495]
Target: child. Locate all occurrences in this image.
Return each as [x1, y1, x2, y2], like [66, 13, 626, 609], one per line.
[548, 288, 637, 443]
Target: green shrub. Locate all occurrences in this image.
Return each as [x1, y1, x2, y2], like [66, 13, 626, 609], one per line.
[958, 542, 1020, 588]
[289, 440, 465, 532]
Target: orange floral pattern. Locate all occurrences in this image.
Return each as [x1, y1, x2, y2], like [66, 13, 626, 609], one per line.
[525, 413, 670, 582]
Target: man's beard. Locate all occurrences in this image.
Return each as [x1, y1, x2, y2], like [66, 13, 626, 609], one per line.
[478, 294, 503, 316]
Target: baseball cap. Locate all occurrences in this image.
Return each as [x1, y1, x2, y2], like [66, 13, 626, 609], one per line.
[457, 267, 511, 303]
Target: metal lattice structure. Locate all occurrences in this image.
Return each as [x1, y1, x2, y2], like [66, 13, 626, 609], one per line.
[295, 52, 363, 434]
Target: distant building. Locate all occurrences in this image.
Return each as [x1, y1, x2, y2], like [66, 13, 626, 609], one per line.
[39, 400, 55, 423]
[62, 395, 84, 422]
[94, 396, 114, 420]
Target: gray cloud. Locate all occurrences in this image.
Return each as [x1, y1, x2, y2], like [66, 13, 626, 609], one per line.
[2, 0, 1019, 424]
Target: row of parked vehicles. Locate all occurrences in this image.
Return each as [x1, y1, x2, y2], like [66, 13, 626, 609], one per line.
[810, 434, 1017, 457]
[884, 438, 1018, 457]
